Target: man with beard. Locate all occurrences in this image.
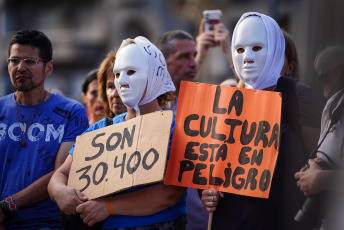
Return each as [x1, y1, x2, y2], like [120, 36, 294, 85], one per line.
[0, 30, 88, 229]
[156, 24, 232, 107]
[156, 30, 198, 101]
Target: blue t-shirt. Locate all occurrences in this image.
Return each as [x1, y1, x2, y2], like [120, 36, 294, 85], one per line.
[0, 93, 89, 230]
[69, 112, 187, 228]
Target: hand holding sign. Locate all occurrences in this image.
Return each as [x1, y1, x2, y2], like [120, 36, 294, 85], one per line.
[201, 189, 223, 212]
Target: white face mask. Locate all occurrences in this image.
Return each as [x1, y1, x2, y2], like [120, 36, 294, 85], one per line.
[233, 16, 267, 87]
[113, 44, 148, 108]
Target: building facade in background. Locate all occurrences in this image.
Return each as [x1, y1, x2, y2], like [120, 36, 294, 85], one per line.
[0, 0, 343, 101]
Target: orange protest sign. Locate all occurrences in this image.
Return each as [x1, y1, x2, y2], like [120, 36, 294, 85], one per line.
[164, 81, 281, 198]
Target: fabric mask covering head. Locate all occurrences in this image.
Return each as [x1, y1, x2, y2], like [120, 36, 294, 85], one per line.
[231, 12, 285, 90]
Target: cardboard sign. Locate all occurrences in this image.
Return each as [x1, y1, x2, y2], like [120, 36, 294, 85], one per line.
[68, 110, 174, 200]
[165, 81, 281, 198]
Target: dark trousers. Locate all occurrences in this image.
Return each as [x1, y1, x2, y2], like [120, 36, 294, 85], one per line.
[59, 210, 103, 230]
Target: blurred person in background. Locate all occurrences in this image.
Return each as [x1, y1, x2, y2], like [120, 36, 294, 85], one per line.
[281, 31, 300, 81]
[295, 45, 344, 230]
[156, 21, 233, 98]
[97, 50, 127, 119]
[196, 18, 233, 79]
[156, 30, 197, 101]
[82, 69, 106, 126]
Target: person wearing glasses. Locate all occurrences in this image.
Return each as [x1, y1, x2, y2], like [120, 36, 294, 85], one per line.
[0, 30, 89, 230]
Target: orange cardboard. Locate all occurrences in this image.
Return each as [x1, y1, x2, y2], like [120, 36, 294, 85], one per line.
[165, 81, 281, 198]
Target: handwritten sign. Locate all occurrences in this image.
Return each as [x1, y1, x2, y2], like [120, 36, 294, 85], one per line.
[165, 82, 281, 198]
[68, 110, 174, 200]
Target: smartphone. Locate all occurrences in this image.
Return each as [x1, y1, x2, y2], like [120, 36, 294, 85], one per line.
[203, 10, 222, 32]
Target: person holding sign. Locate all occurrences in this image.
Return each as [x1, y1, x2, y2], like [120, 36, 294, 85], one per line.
[57, 51, 128, 230]
[201, 12, 324, 230]
[48, 36, 188, 229]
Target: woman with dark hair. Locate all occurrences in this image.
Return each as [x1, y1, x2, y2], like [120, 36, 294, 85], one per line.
[82, 69, 105, 125]
[281, 31, 300, 80]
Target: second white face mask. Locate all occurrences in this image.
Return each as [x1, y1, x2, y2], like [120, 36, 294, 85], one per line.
[113, 44, 148, 108]
[233, 16, 267, 87]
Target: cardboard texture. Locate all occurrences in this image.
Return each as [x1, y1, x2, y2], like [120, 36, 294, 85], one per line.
[68, 110, 174, 200]
[165, 81, 282, 199]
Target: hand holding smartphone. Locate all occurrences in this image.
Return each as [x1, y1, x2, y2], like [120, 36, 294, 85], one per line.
[203, 10, 222, 32]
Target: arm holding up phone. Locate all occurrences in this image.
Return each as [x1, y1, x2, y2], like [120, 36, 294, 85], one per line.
[196, 19, 231, 63]
[196, 19, 233, 80]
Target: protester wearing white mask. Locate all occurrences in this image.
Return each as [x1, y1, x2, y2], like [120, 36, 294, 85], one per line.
[113, 44, 148, 110]
[48, 36, 188, 229]
[113, 36, 176, 117]
[232, 16, 268, 88]
[201, 12, 324, 230]
[232, 13, 285, 90]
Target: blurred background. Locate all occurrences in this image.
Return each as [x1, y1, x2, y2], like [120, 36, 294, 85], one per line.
[1, 0, 343, 102]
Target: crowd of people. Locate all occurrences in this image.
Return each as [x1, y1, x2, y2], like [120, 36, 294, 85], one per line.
[0, 10, 342, 230]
